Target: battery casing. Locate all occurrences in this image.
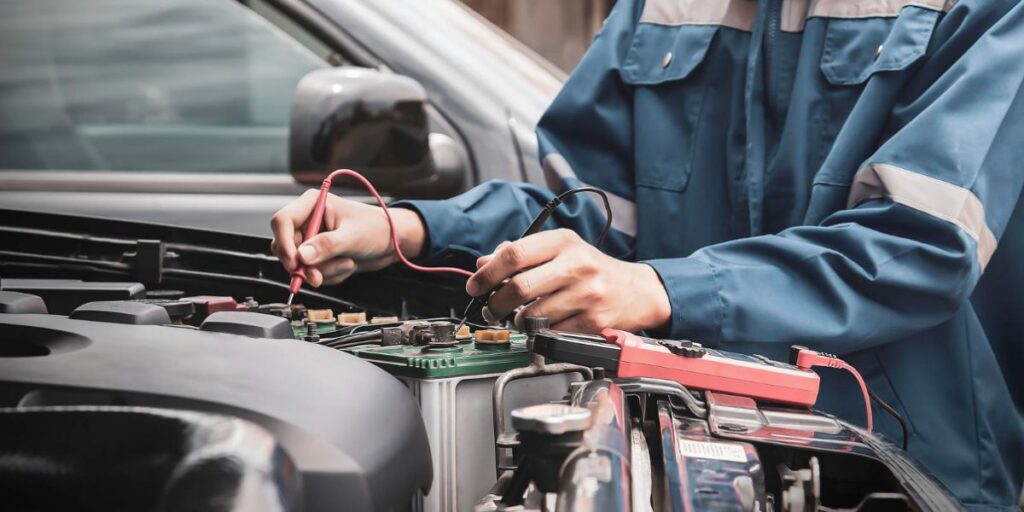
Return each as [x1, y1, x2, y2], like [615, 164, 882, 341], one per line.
[405, 372, 575, 512]
[347, 334, 575, 512]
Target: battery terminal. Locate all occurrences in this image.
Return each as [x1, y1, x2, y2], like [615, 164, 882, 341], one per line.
[475, 329, 511, 345]
[307, 309, 335, 323]
[337, 311, 367, 325]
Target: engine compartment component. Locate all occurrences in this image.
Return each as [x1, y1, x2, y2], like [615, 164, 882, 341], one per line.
[0, 406, 300, 512]
[200, 310, 294, 339]
[0, 308, 432, 511]
[1, 278, 145, 315]
[0, 291, 47, 314]
[69, 300, 172, 325]
[0, 278, 568, 512]
[478, 379, 963, 512]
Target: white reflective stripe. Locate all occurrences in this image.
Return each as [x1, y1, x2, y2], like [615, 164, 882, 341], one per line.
[781, 0, 811, 33]
[782, 0, 953, 32]
[639, 0, 757, 32]
[847, 163, 997, 270]
[542, 154, 638, 238]
[809, 0, 949, 19]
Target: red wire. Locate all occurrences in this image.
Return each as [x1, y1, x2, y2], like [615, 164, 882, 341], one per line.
[794, 349, 873, 431]
[839, 361, 874, 432]
[324, 169, 473, 278]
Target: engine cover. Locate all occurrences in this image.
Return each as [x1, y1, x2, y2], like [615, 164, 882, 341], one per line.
[0, 313, 433, 512]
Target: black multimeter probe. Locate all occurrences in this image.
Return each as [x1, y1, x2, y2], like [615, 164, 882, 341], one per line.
[454, 187, 613, 331]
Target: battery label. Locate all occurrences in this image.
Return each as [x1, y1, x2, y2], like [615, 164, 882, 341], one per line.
[678, 440, 748, 463]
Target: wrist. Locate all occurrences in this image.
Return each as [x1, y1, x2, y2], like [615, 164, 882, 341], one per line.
[631, 262, 672, 332]
[390, 207, 427, 260]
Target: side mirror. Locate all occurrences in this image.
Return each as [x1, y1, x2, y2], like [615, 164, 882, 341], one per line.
[289, 68, 466, 196]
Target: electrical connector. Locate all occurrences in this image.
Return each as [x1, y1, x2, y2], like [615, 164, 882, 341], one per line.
[791, 346, 873, 431]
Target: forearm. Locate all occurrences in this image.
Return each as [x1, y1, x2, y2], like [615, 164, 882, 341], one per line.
[393, 180, 632, 263]
[647, 200, 979, 353]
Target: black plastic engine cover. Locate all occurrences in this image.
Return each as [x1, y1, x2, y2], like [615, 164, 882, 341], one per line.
[0, 314, 433, 512]
[0, 279, 145, 315]
[0, 291, 47, 314]
[0, 406, 301, 512]
[201, 310, 294, 339]
[70, 300, 172, 325]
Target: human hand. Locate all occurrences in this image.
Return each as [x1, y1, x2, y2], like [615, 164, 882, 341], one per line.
[466, 229, 671, 334]
[270, 190, 426, 286]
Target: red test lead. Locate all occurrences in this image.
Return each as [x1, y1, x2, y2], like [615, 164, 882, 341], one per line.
[791, 346, 873, 431]
[287, 169, 473, 305]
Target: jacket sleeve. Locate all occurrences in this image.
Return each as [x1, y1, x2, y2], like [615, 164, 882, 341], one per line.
[392, 0, 642, 263]
[650, 0, 1024, 353]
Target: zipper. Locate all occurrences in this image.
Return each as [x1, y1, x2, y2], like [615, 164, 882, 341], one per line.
[764, 0, 783, 123]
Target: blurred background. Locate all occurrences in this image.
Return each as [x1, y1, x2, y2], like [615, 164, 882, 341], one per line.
[461, 0, 615, 71]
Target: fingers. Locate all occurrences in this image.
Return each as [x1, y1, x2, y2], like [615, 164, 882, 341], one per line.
[297, 229, 351, 266]
[320, 257, 357, 286]
[474, 241, 509, 269]
[270, 189, 320, 271]
[303, 257, 357, 287]
[467, 230, 580, 296]
[485, 257, 573, 319]
[550, 314, 603, 335]
[305, 266, 324, 288]
[513, 292, 583, 328]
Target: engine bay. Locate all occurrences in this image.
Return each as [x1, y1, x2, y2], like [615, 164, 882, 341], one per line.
[0, 209, 963, 512]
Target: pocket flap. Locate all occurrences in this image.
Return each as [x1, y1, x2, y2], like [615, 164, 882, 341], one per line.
[622, 24, 718, 85]
[820, 6, 939, 86]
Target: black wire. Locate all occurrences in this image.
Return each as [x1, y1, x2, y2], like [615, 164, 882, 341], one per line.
[327, 339, 382, 350]
[460, 186, 617, 325]
[321, 330, 381, 347]
[550, 187, 613, 248]
[867, 385, 910, 450]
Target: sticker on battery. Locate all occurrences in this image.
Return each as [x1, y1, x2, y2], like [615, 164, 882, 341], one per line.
[678, 440, 748, 463]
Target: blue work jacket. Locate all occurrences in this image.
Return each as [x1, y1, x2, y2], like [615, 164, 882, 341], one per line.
[398, 0, 1024, 507]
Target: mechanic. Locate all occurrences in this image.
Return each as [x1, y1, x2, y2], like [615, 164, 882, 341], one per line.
[272, 0, 1024, 508]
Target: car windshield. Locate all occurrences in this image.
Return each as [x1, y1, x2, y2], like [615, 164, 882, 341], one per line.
[0, 0, 326, 174]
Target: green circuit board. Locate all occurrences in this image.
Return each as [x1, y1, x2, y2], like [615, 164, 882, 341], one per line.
[344, 332, 531, 378]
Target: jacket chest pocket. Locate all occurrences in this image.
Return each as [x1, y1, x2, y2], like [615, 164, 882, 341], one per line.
[819, 4, 941, 87]
[622, 23, 718, 193]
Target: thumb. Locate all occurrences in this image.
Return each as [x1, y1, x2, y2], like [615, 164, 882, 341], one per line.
[477, 241, 512, 268]
[298, 230, 346, 265]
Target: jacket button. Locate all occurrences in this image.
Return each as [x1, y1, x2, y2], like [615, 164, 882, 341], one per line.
[875, 44, 884, 60]
[662, 52, 673, 68]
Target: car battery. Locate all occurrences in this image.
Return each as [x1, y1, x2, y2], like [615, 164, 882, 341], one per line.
[347, 330, 576, 512]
